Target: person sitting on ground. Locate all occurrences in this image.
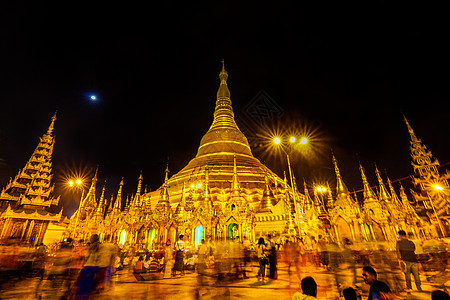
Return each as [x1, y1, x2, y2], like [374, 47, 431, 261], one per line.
[292, 276, 318, 300]
[134, 256, 145, 273]
[362, 266, 379, 300]
[371, 281, 402, 300]
[432, 290, 450, 300]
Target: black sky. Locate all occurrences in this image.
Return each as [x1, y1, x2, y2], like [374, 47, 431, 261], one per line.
[1, 3, 449, 216]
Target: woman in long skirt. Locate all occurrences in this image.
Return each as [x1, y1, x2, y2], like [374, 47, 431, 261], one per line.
[173, 235, 185, 276]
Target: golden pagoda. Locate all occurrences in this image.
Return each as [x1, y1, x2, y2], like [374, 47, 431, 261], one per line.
[68, 63, 445, 248]
[0, 113, 62, 244]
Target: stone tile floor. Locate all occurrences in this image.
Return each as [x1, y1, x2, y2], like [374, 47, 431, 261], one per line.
[0, 262, 447, 300]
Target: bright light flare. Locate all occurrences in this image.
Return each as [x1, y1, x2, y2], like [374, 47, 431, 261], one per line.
[289, 137, 296, 143]
[274, 137, 281, 145]
[316, 186, 327, 192]
[299, 137, 308, 144]
[434, 185, 444, 191]
[90, 95, 97, 100]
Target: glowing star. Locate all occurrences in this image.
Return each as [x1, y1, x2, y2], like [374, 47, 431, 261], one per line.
[90, 95, 97, 100]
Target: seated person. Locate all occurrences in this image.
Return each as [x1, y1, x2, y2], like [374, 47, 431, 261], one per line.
[134, 256, 145, 273]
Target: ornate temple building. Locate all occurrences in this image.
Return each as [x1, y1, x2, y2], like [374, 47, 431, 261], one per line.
[0, 113, 63, 244]
[67, 63, 449, 249]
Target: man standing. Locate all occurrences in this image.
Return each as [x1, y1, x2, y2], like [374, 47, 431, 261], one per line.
[267, 234, 277, 279]
[362, 266, 379, 300]
[396, 230, 422, 291]
[174, 234, 185, 276]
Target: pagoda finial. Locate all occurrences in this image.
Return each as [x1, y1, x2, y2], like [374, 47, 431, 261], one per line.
[114, 178, 124, 211]
[303, 178, 313, 210]
[359, 163, 377, 202]
[402, 112, 418, 141]
[135, 170, 143, 202]
[332, 153, 349, 196]
[232, 154, 240, 194]
[47, 111, 57, 135]
[375, 163, 391, 202]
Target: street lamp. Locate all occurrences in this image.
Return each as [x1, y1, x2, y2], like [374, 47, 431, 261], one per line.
[67, 178, 86, 237]
[272, 136, 308, 236]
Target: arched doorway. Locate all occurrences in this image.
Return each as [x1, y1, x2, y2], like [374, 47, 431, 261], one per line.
[119, 230, 127, 245]
[227, 223, 239, 240]
[335, 216, 352, 242]
[195, 225, 203, 249]
[147, 228, 156, 249]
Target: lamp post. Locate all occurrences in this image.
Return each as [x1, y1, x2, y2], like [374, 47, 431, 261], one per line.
[427, 184, 446, 238]
[68, 179, 85, 238]
[273, 135, 308, 236]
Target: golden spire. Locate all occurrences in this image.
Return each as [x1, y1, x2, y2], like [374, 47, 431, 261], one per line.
[303, 179, 313, 210]
[96, 184, 106, 215]
[332, 153, 349, 197]
[387, 176, 402, 207]
[232, 154, 240, 195]
[107, 194, 114, 214]
[359, 163, 377, 202]
[204, 166, 211, 201]
[114, 177, 124, 211]
[157, 166, 171, 212]
[258, 168, 276, 212]
[47, 111, 57, 135]
[402, 112, 418, 142]
[375, 164, 391, 202]
[135, 171, 143, 206]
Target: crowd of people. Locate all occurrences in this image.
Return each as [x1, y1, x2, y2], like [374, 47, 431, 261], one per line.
[0, 230, 449, 299]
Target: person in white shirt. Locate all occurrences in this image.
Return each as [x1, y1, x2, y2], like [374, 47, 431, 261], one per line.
[173, 235, 185, 276]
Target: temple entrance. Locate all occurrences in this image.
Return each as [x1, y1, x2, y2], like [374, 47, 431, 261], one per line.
[147, 228, 156, 249]
[119, 230, 127, 245]
[195, 226, 203, 249]
[227, 223, 239, 240]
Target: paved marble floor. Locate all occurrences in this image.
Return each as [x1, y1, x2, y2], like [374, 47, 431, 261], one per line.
[0, 262, 447, 300]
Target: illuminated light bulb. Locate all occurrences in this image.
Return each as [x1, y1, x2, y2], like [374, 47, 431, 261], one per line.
[290, 137, 296, 143]
[434, 185, 444, 191]
[90, 95, 97, 100]
[76, 179, 82, 185]
[274, 137, 281, 145]
[300, 137, 308, 144]
[68, 181, 74, 187]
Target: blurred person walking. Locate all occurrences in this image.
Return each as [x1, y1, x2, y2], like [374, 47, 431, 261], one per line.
[74, 234, 102, 299]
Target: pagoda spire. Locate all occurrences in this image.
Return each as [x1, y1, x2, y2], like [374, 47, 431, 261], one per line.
[113, 178, 124, 212]
[332, 153, 349, 197]
[209, 60, 238, 131]
[134, 171, 143, 206]
[174, 183, 186, 219]
[375, 164, 391, 203]
[359, 163, 378, 203]
[231, 154, 240, 195]
[95, 184, 106, 217]
[303, 179, 313, 210]
[107, 194, 114, 214]
[156, 165, 171, 212]
[386, 176, 402, 208]
[258, 168, 276, 212]
[0, 113, 60, 208]
[47, 111, 57, 135]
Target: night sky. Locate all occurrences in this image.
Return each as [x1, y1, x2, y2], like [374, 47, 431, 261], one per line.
[1, 3, 449, 216]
